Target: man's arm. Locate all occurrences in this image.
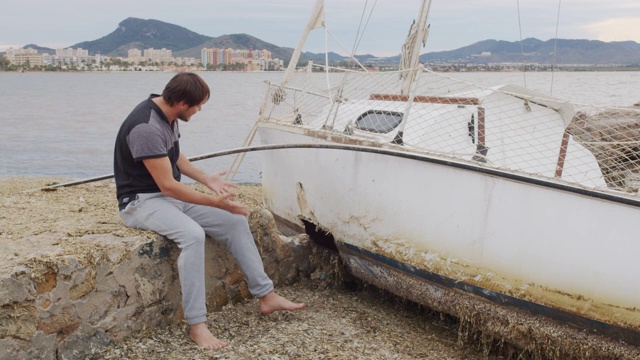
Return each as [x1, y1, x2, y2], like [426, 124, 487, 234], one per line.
[142, 156, 248, 216]
[177, 153, 237, 196]
[176, 152, 208, 184]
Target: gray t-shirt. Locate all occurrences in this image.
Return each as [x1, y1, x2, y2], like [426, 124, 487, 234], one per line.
[114, 95, 180, 209]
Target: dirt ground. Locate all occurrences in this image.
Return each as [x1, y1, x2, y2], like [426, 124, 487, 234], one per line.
[92, 282, 493, 360]
[1, 177, 494, 360]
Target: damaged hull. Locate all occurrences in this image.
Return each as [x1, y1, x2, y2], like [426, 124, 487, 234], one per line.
[257, 123, 640, 350]
[247, 0, 640, 355]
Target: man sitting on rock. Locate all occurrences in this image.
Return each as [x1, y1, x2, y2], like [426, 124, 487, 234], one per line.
[113, 72, 305, 350]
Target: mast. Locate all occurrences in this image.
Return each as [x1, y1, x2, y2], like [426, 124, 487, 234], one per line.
[400, 0, 432, 95]
[282, 0, 325, 85]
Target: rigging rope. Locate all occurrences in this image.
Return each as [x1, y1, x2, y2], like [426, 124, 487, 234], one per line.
[550, 0, 562, 96]
[352, 0, 378, 57]
[516, 0, 527, 88]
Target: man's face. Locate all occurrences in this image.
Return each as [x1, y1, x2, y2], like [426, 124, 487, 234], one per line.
[178, 100, 207, 122]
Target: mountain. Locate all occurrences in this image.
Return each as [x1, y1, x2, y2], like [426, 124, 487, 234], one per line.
[71, 17, 212, 57]
[22, 44, 55, 55]
[304, 39, 640, 66]
[10, 18, 640, 66]
[303, 52, 378, 63]
[419, 38, 640, 65]
[68, 19, 299, 64]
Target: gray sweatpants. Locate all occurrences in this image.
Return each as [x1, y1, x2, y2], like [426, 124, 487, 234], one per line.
[119, 192, 274, 325]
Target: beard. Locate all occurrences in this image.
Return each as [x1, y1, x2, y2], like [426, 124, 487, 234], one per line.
[177, 111, 191, 122]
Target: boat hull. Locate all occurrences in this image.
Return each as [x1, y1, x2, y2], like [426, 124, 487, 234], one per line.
[257, 123, 640, 347]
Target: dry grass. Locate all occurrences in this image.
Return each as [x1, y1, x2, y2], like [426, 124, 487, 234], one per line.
[92, 282, 488, 360]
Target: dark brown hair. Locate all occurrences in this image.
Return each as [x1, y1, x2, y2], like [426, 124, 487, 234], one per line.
[161, 72, 210, 107]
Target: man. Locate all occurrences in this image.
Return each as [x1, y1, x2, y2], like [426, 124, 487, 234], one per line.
[114, 72, 305, 350]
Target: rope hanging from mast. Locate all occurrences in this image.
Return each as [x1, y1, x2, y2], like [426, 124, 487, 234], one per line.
[516, 0, 527, 88]
[351, 0, 378, 58]
[517, 0, 563, 95]
[550, 0, 562, 96]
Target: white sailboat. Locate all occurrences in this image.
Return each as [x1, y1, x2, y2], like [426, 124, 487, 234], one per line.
[245, 0, 640, 355]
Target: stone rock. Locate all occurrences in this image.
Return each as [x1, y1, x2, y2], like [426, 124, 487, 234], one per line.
[0, 208, 319, 359]
[57, 324, 112, 360]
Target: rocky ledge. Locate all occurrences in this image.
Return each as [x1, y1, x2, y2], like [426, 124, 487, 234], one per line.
[0, 178, 335, 360]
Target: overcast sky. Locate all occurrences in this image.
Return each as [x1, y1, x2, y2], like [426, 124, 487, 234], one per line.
[1, 0, 639, 56]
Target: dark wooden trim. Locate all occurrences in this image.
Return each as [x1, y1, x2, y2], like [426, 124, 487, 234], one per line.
[370, 93, 480, 105]
[477, 107, 486, 146]
[555, 131, 571, 178]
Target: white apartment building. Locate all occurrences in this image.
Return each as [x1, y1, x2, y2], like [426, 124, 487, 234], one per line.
[201, 47, 277, 69]
[54, 48, 90, 65]
[143, 48, 172, 62]
[4, 47, 38, 64]
[128, 49, 142, 59]
[13, 52, 43, 67]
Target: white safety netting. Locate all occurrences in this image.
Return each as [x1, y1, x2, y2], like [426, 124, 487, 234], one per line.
[258, 65, 640, 194]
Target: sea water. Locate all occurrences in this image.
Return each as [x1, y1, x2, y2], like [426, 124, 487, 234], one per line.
[1, 71, 638, 183]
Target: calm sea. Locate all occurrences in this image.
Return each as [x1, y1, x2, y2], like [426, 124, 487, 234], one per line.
[1, 71, 638, 183]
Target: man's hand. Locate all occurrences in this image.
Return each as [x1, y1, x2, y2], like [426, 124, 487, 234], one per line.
[205, 171, 248, 216]
[215, 193, 250, 216]
[203, 170, 238, 196]
[144, 157, 248, 215]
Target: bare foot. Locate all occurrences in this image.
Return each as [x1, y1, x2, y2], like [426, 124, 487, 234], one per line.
[189, 323, 228, 350]
[259, 291, 306, 315]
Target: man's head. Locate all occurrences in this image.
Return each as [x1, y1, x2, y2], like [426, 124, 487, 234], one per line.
[161, 72, 210, 108]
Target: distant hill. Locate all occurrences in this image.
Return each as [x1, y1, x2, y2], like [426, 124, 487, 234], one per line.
[303, 52, 378, 63]
[68, 19, 300, 64]
[22, 44, 55, 55]
[10, 18, 640, 66]
[419, 38, 640, 65]
[71, 17, 212, 57]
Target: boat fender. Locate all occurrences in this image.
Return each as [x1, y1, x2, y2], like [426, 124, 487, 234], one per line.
[271, 87, 286, 105]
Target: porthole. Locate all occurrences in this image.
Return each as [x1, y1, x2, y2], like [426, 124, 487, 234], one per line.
[354, 110, 403, 133]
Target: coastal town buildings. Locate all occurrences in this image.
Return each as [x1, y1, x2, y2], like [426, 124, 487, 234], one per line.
[2, 46, 282, 71]
[126, 48, 198, 67]
[201, 47, 282, 71]
[4, 47, 95, 69]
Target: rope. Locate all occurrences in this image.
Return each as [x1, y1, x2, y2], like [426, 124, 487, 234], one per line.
[516, 0, 527, 88]
[352, 0, 378, 57]
[550, 0, 562, 96]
